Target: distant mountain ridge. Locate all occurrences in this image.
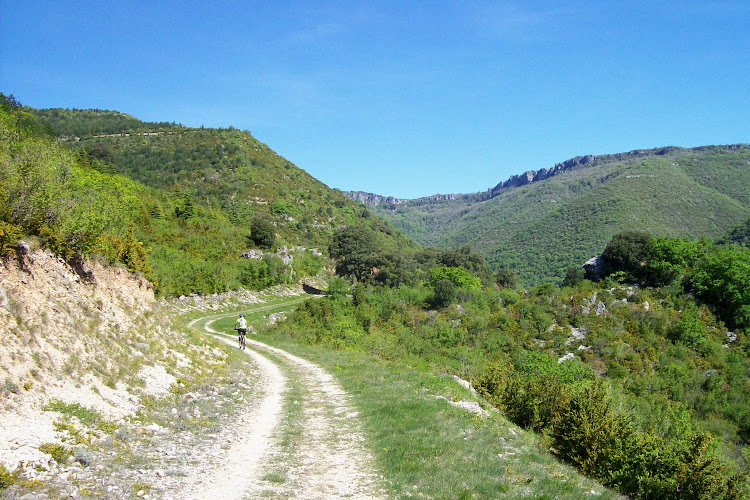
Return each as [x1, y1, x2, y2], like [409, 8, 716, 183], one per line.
[347, 143, 750, 284]
[344, 145, 738, 206]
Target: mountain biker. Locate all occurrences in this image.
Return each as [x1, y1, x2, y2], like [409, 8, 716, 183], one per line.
[234, 314, 248, 350]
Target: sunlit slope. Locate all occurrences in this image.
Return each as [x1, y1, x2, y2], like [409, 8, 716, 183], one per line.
[368, 145, 750, 284]
[33, 108, 411, 249]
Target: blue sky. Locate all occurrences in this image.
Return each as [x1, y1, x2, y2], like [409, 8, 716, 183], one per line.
[2, 1, 749, 198]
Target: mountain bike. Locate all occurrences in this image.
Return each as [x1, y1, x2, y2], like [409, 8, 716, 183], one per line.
[236, 327, 247, 350]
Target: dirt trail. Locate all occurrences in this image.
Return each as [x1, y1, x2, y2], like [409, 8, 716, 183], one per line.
[186, 313, 385, 499]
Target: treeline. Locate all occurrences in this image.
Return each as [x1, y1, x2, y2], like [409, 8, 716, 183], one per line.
[269, 223, 750, 498]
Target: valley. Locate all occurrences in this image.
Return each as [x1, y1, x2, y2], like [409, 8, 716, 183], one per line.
[1, 95, 749, 498]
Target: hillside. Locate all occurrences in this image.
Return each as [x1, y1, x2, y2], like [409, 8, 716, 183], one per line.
[348, 145, 750, 284]
[33, 107, 410, 248]
[0, 101, 413, 296]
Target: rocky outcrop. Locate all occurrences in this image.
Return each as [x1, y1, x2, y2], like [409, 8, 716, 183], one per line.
[343, 152, 601, 206]
[583, 255, 604, 281]
[345, 191, 404, 206]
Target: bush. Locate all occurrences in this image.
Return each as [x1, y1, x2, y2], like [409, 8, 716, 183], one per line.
[0, 463, 16, 490]
[249, 217, 276, 249]
[39, 442, 72, 463]
[432, 279, 456, 308]
[74, 446, 94, 466]
[429, 266, 482, 290]
[502, 373, 571, 432]
[0, 221, 22, 258]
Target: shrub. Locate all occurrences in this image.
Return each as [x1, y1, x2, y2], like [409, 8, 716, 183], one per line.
[429, 265, 482, 290]
[74, 446, 94, 466]
[502, 373, 571, 432]
[0, 221, 22, 258]
[432, 279, 456, 308]
[0, 463, 17, 490]
[499, 288, 520, 305]
[39, 442, 72, 463]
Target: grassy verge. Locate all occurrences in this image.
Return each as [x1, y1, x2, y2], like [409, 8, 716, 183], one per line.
[262, 340, 619, 499]
[205, 303, 619, 499]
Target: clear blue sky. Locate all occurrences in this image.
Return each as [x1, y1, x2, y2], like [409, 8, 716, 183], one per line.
[2, 1, 749, 198]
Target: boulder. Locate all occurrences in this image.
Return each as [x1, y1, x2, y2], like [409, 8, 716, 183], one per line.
[583, 255, 604, 281]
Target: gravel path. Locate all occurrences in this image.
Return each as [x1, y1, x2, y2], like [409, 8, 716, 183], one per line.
[0, 304, 385, 499]
[189, 313, 386, 499]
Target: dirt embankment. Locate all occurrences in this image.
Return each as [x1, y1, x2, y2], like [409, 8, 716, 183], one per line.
[0, 245, 172, 468]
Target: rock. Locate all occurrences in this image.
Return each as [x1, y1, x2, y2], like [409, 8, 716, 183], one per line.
[452, 376, 477, 394]
[267, 312, 286, 325]
[594, 301, 607, 316]
[558, 353, 575, 363]
[448, 400, 489, 417]
[583, 255, 604, 281]
[241, 249, 263, 259]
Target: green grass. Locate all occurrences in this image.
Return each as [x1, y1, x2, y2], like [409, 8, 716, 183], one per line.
[263, 339, 619, 499]
[43, 399, 117, 434]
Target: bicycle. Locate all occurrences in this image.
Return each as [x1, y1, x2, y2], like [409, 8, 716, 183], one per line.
[236, 327, 247, 350]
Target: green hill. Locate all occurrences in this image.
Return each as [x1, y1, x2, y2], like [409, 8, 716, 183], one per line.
[2, 98, 411, 297]
[33, 107, 406, 249]
[351, 145, 750, 284]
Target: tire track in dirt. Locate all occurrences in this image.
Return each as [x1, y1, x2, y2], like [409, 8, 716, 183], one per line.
[188, 311, 385, 499]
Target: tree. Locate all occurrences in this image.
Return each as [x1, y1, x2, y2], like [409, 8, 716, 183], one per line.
[496, 268, 520, 289]
[562, 267, 585, 287]
[249, 217, 276, 249]
[432, 279, 456, 308]
[601, 230, 653, 281]
[329, 225, 380, 282]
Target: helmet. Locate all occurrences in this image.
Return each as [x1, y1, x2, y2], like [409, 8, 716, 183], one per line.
[239, 314, 244, 317]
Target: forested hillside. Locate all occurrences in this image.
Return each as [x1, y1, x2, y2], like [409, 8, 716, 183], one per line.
[2, 96, 411, 296]
[355, 145, 750, 285]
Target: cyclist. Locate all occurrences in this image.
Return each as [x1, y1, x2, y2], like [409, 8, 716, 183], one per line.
[234, 314, 248, 350]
